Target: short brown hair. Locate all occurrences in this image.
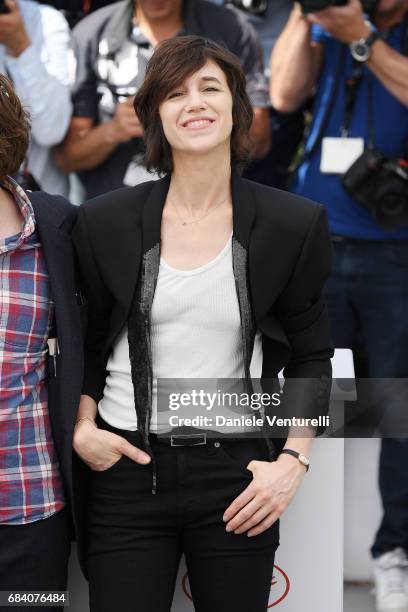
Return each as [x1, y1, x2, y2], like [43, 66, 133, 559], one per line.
[0, 74, 30, 179]
[133, 35, 254, 175]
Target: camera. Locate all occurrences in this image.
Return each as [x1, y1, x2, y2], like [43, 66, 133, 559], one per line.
[229, 0, 268, 16]
[299, 0, 346, 12]
[342, 147, 408, 231]
[299, 0, 379, 13]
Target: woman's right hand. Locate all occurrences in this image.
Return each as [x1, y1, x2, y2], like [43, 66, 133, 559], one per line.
[73, 419, 151, 471]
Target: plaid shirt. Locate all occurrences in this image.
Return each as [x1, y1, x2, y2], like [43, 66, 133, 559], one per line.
[0, 177, 65, 524]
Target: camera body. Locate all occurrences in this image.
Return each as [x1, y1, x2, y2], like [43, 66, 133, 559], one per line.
[229, 0, 268, 16]
[342, 148, 408, 231]
[299, 0, 379, 13]
[298, 0, 347, 12]
[230, 0, 380, 16]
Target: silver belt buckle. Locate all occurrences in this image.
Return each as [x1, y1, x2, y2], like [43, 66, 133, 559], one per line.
[170, 433, 207, 447]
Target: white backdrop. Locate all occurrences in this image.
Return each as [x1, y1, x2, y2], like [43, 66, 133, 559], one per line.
[344, 438, 382, 582]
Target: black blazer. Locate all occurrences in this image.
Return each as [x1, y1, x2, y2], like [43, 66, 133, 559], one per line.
[72, 171, 334, 574]
[29, 192, 83, 538]
[73, 170, 334, 429]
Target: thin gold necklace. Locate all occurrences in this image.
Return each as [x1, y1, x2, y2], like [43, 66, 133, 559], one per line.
[169, 194, 230, 227]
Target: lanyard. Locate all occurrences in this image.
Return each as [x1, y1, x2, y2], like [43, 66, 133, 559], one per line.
[342, 27, 391, 146]
[342, 61, 376, 148]
[342, 62, 363, 137]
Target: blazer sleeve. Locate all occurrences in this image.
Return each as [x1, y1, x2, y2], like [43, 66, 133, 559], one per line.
[72, 205, 114, 403]
[274, 203, 334, 434]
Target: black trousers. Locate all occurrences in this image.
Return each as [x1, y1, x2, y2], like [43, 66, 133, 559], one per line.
[0, 509, 71, 611]
[87, 420, 280, 612]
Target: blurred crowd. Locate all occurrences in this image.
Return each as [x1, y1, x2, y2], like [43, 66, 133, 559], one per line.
[1, 1, 408, 611]
[0, 0, 300, 199]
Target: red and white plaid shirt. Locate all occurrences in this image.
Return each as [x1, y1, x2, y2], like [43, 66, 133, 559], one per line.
[0, 177, 65, 524]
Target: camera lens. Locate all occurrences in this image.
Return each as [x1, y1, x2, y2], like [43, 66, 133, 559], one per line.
[379, 192, 406, 217]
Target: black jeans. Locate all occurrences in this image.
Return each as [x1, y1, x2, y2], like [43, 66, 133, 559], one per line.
[87, 420, 280, 612]
[0, 509, 71, 611]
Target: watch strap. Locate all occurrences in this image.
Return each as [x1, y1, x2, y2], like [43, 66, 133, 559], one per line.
[280, 449, 310, 471]
[350, 25, 381, 62]
[365, 29, 381, 49]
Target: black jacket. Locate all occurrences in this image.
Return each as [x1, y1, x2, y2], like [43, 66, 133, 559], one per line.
[29, 192, 83, 538]
[73, 169, 334, 444]
[73, 172, 334, 574]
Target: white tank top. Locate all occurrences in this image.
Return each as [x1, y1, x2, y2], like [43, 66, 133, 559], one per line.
[98, 235, 263, 432]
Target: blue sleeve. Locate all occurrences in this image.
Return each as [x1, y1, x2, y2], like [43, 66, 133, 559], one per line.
[311, 24, 331, 44]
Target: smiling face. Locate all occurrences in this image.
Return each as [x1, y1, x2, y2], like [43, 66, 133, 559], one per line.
[136, 0, 182, 21]
[158, 60, 234, 160]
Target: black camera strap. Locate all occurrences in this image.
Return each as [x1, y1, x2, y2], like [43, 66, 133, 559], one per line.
[293, 15, 408, 172]
[342, 62, 363, 136]
[292, 44, 347, 171]
[367, 76, 375, 148]
[342, 61, 375, 148]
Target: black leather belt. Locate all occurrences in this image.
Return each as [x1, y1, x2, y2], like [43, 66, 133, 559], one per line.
[149, 432, 250, 447]
[171, 433, 207, 447]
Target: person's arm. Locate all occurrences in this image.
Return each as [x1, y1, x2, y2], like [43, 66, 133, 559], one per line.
[250, 107, 271, 159]
[72, 393, 151, 470]
[307, 0, 408, 107]
[71, 206, 151, 469]
[3, 1, 72, 146]
[223, 204, 333, 536]
[54, 15, 143, 173]
[270, 4, 324, 113]
[309, 0, 408, 106]
[55, 101, 143, 173]
[367, 40, 408, 107]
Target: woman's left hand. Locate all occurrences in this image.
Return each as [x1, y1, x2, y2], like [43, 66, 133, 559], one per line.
[223, 454, 307, 537]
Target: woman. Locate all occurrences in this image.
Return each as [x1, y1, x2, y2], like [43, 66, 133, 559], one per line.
[72, 35, 333, 612]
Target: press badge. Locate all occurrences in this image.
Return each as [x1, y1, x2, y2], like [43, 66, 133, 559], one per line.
[320, 137, 364, 174]
[123, 154, 159, 186]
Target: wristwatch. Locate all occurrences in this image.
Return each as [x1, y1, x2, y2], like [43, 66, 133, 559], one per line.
[350, 25, 380, 63]
[280, 449, 310, 472]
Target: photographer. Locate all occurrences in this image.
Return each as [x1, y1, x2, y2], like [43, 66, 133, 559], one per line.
[218, 0, 306, 190]
[271, 1, 408, 611]
[55, 0, 271, 200]
[0, 0, 72, 196]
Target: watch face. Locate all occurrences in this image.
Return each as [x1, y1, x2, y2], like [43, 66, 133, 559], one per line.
[351, 41, 370, 62]
[299, 454, 310, 466]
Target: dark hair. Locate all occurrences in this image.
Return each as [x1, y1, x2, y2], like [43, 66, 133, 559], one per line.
[0, 75, 30, 179]
[133, 35, 254, 175]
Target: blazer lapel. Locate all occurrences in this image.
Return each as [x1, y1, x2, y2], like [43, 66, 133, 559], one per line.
[30, 195, 81, 363]
[99, 178, 167, 327]
[231, 170, 256, 250]
[141, 175, 170, 252]
[230, 172, 256, 381]
[126, 177, 169, 453]
[30, 194, 83, 466]
[232, 174, 291, 357]
[141, 171, 251, 253]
